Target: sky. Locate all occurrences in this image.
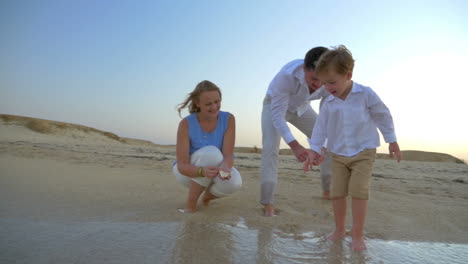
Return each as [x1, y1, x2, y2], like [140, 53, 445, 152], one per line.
[1, 0, 468, 161]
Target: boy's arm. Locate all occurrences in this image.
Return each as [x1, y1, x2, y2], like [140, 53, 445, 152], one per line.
[389, 142, 402, 162]
[367, 89, 397, 143]
[367, 88, 402, 162]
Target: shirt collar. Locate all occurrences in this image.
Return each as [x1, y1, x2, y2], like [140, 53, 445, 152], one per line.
[293, 63, 308, 88]
[325, 81, 361, 102]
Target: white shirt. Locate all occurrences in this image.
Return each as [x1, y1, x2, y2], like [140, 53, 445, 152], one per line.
[308, 82, 397, 157]
[266, 59, 329, 143]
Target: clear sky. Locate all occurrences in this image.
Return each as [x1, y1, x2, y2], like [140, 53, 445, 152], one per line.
[1, 0, 467, 161]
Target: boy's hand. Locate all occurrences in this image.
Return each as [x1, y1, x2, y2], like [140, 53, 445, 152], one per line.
[303, 150, 322, 172]
[389, 142, 402, 163]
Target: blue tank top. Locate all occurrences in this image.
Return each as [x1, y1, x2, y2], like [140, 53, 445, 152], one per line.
[186, 111, 230, 155]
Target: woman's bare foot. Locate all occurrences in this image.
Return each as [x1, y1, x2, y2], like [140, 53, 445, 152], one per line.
[351, 237, 367, 251]
[178, 208, 195, 213]
[322, 191, 331, 200]
[201, 191, 217, 206]
[327, 230, 346, 241]
[263, 204, 276, 217]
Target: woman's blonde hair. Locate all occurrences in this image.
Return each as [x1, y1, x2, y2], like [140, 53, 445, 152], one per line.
[177, 80, 222, 117]
[315, 45, 355, 76]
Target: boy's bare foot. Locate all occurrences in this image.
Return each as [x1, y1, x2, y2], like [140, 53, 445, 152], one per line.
[351, 237, 367, 251]
[263, 204, 276, 217]
[322, 191, 331, 200]
[327, 230, 346, 241]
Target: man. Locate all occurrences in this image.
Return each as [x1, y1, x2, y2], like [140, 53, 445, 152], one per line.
[260, 46, 331, 216]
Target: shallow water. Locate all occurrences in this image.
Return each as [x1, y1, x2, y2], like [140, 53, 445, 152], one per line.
[1, 218, 467, 264]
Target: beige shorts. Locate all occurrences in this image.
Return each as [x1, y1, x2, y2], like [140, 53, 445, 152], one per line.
[330, 149, 376, 200]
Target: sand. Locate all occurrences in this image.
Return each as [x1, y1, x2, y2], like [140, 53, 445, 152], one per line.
[1, 114, 468, 263]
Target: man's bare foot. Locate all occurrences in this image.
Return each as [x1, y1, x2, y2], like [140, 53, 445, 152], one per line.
[322, 191, 331, 200]
[263, 204, 276, 217]
[351, 237, 367, 251]
[201, 191, 217, 206]
[327, 230, 346, 241]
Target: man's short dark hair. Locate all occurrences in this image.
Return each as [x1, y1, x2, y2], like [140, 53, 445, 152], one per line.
[304, 46, 328, 70]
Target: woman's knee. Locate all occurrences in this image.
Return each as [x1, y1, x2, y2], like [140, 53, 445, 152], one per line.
[228, 168, 243, 190]
[210, 169, 242, 197]
[190, 146, 223, 167]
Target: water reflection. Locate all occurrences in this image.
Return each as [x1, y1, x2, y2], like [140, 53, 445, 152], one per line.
[326, 239, 345, 264]
[255, 228, 334, 264]
[256, 226, 274, 264]
[170, 218, 236, 264]
[229, 220, 468, 264]
[2, 218, 467, 264]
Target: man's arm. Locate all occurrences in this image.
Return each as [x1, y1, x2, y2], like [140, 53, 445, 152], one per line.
[269, 73, 309, 161]
[288, 140, 308, 162]
[269, 74, 295, 143]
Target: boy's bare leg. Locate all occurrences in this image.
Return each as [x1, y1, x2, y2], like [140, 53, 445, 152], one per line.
[263, 204, 275, 217]
[328, 197, 347, 240]
[201, 191, 218, 206]
[183, 181, 205, 213]
[351, 198, 368, 251]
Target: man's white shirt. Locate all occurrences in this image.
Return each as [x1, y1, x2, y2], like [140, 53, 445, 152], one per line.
[266, 59, 329, 143]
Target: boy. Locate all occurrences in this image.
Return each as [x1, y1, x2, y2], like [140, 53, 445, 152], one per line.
[303, 45, 402, 251]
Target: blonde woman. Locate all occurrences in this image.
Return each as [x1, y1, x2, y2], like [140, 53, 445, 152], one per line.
[173, 80, 242, 213]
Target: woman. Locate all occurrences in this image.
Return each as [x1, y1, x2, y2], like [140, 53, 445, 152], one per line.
[173, 80, 242, 213]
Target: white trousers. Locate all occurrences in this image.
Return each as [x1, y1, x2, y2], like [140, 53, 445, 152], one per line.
[260, 101, 332, 205]
[173, 145, 242, 197]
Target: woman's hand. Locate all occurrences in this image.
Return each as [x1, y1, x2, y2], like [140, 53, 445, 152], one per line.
[202, 166, 220, 179]
[218, 168, 232, 181]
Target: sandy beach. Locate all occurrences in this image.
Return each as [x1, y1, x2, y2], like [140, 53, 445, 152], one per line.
[1, 114, 468, 263]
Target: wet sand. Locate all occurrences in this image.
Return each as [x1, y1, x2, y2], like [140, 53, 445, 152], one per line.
[1, 115, 468, 263]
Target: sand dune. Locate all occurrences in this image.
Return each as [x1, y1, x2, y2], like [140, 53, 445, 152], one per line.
[1, 114, 468, 263]
[1, 114, 464, 163]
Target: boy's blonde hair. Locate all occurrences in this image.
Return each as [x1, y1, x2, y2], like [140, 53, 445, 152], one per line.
[177, 80, 222, 117]
[315, 45, 355, 76]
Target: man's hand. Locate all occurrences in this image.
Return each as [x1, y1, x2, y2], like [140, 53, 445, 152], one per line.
[303, 150, 322, 172]
[288, 140, 308, 162]
[389, 142, 402, 163]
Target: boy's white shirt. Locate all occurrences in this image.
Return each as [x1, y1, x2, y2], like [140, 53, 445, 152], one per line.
[266, 59, 329, 143]
[308, 82, 396, 157]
